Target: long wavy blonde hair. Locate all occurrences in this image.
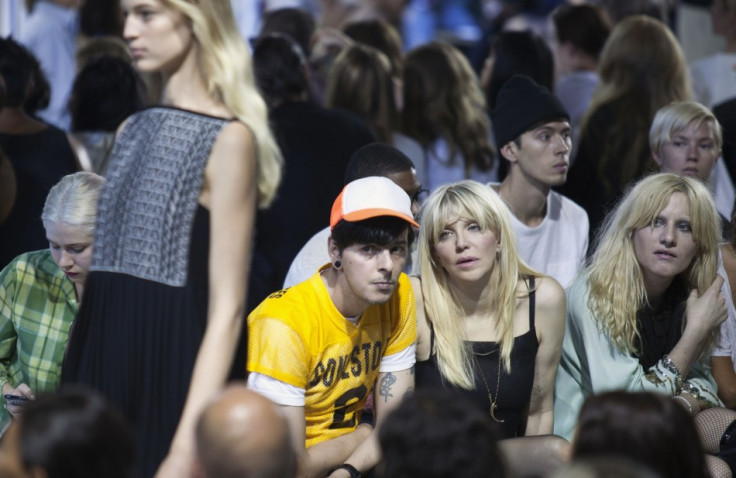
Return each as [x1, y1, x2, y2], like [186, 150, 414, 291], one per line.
[418, 180, 538, 389]
[587, 173, 720, 354]
[160, 0, 282, 208]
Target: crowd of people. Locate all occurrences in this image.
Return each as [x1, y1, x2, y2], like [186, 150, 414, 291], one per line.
[5, 0, 736, 477]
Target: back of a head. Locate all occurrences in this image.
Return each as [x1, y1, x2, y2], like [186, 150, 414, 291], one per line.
[344, 142, 414, 182]
[253, 33, 309, 107]
[402, 42, 493, 170]
[0, 36, 37, 108]
[378, 389, 505, 478]
[259, 7, 316, 58]
[326, 45, 397, 143]
[19, 387, 135, 478]
[76, 36, 133, 70]
[486, 31, 554, 109]
[572, 391, 708, 478]
[69, 56, 145, 132]
[196, 386, 297, 478]
[403, 42, 459, 134]
[553, 4, 611, 61]
[596, 16, 690, 104]
[342, 19, 403, 77]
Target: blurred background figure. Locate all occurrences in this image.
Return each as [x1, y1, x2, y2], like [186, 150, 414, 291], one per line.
[690, 0, 736, 110]
[402, 41, 496, 190]
[0, 36, 78, 270]
[550, 3, 610, 153]
[562, 16, 693, 244]
[67, 56, 145, 175]
[325, 43, 424, 176]
[18, 0, 82, 131]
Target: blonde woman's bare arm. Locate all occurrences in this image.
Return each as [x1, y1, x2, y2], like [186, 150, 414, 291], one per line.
[525, 276, 565, 436]
[156, 122, 257, 477]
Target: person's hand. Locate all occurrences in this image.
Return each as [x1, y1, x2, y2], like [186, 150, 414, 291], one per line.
[2, 383, 34, 419]
[685, 275, 727, 336]
[155, 447, 192, 478]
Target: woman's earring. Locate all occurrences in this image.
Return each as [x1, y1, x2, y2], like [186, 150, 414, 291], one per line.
[333, 260, 342, 270]
[496, 248, 501, 260]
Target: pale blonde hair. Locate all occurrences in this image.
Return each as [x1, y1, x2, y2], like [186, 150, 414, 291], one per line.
[161, 0, 282, 208]
[42, 172, 105, 237]
[417, 180, 538, 389]
[587, 173, 720, 354]
[649, 101, 722, 156]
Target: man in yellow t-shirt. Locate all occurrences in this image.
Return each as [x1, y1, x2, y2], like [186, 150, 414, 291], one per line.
[247, 176, 418, 478]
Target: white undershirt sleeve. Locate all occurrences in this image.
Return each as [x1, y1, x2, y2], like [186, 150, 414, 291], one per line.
[379, 343, 416, 372]
[247, 372, 305, 406]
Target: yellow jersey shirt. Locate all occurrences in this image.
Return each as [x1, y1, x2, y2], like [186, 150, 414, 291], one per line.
[247, 268, 416, 448]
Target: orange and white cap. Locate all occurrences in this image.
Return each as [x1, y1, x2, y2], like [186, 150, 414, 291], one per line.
[330, 176, 420, 230]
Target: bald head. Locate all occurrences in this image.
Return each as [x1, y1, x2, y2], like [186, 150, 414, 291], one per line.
[195, 386, 297, 478]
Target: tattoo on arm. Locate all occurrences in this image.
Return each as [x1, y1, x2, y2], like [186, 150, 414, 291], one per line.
[410, 365, 415, 376]
[379, 372, 397, 403]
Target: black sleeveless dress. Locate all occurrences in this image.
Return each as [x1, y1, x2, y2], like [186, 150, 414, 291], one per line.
[415, 278, 539, 439]
[62, 107, 227, 478]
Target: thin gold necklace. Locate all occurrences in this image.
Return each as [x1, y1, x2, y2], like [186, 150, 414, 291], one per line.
[473, 350, 504, 423]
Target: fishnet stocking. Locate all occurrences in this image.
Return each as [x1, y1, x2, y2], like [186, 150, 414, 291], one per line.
[706, 455, 733, 478]
[695, 408, 736, 454]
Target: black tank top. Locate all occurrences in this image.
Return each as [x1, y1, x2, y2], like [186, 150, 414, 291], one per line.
[415, 277, 539, 439]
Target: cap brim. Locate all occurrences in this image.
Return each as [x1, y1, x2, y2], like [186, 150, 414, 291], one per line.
[342, 208, 419, 228]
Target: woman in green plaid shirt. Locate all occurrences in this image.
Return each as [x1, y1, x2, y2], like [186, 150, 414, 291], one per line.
[0, 172, 104, 434]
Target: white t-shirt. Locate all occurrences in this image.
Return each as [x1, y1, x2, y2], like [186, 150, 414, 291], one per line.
[710, 160, 736, 221]
[283, 227, 331, 289]
[690, 53, 736, 109]
[489, 184, 589, 288]
[714, 249, 736, 370]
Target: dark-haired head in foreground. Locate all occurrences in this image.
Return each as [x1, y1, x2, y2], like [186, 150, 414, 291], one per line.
[0, 387, 134, 478]
[378, 389, 506, 478]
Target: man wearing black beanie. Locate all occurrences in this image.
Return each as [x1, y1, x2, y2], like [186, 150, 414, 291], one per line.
[489, 75, 589, 288]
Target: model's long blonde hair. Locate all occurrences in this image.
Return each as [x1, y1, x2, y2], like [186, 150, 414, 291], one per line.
[162, 0, 282, 208]
[587, 173, 720, 354]
[418, 180, 538, 389]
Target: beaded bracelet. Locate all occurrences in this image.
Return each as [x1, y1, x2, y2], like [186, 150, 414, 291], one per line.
[673, 394, 694, 415]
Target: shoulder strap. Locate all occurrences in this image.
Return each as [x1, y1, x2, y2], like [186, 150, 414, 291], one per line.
[528, 276, 536, 330]
[429, 321, 436, 355]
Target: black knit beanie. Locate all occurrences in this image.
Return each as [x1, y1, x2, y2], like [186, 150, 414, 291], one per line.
[491, 74, 570, 148]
